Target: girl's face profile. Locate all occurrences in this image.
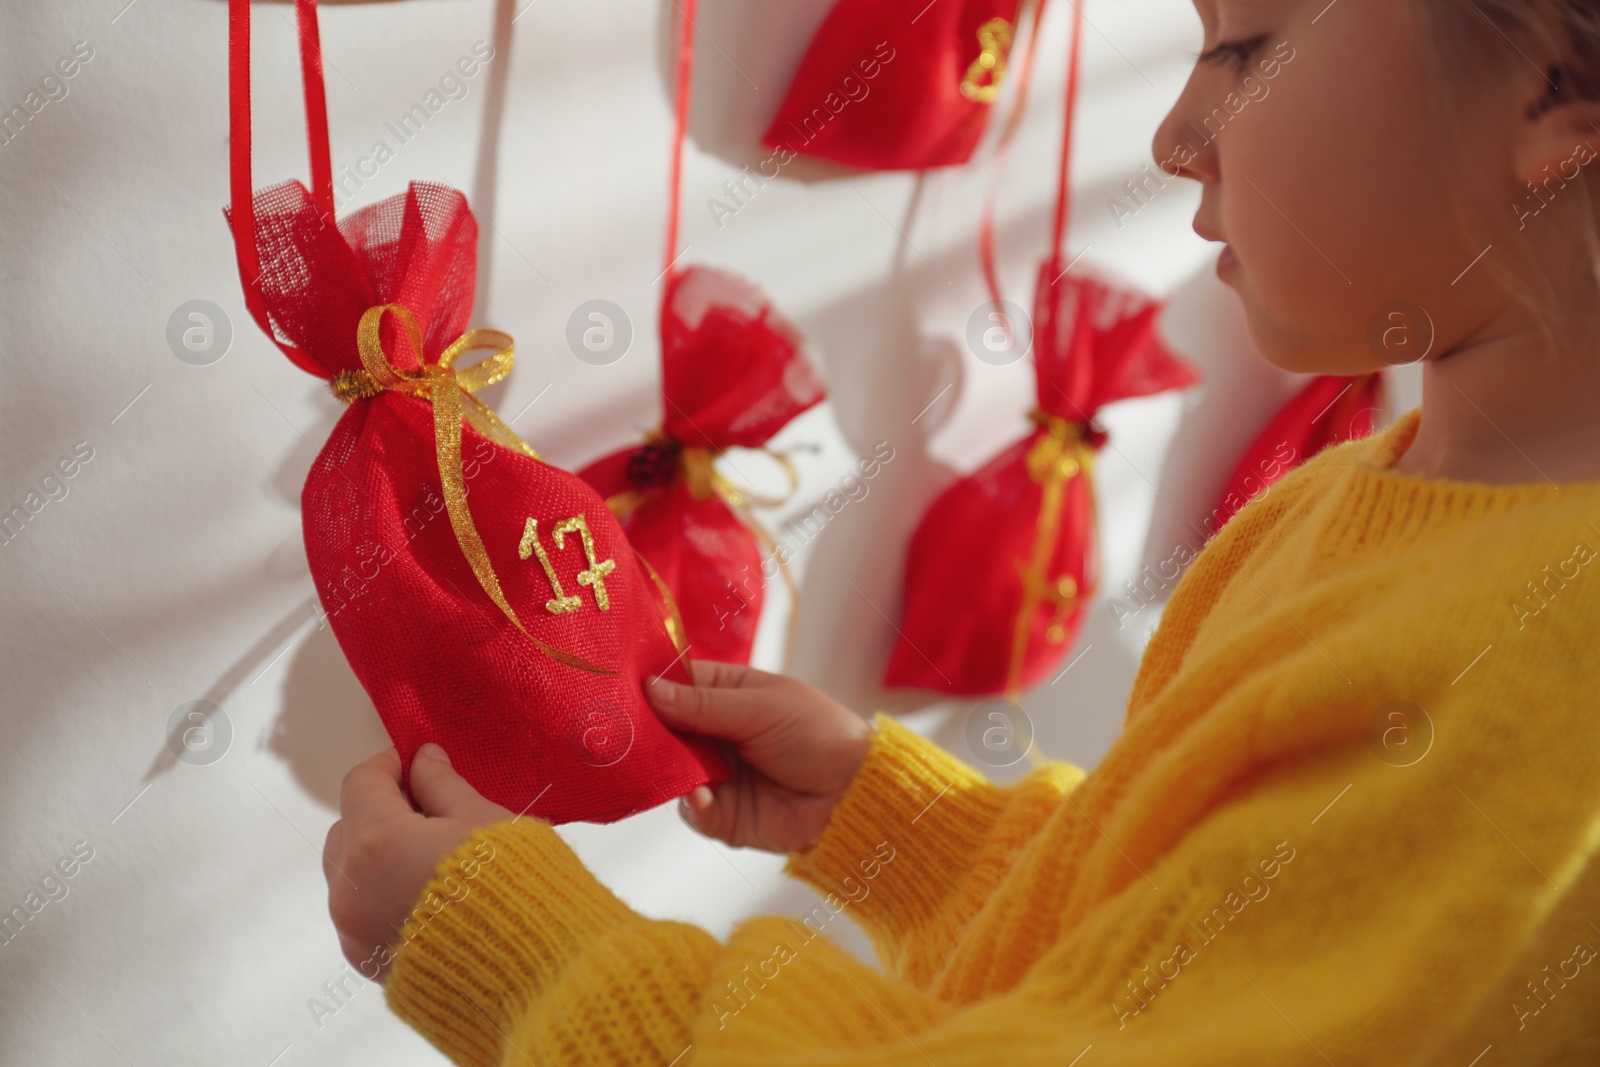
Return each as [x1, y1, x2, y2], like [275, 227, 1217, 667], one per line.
[1153, 0, 1552, 375]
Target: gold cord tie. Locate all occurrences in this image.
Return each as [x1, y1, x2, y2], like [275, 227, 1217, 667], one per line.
[1005, 407, 1099, 703]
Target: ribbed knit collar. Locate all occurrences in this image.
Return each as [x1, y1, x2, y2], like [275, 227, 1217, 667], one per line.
[1316, 406, 1600, 554]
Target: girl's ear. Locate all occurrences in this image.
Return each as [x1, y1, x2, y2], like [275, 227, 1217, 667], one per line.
[1514, 67, 1600, 185]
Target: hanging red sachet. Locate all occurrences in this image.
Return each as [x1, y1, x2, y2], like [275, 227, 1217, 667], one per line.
[762, 0, 1038, 171]
[577, 0, 827, 668]
[1209, 372, 1386, 532]
[225, 0, 727, 823]
[884, 1, 1202, 698]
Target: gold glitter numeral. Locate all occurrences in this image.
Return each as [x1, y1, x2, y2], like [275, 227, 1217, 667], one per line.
[520, 517, 583, 614]
[551, 514, 616, 612]
[959, 18, 1013, 104]
[518, 513, 617, 614]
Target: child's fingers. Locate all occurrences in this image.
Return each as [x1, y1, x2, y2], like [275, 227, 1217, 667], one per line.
[648, 673, 770, 742]
[683, 786, 714, 820]
[321, 820, 343, 884]
[683, 774, 761, 849]
[339, 746, 412, 823]
[677, 783, 729, 843]
[407, 743, 510, 824]
[686, 659, 781, 690]
[338, 930, 382, 982]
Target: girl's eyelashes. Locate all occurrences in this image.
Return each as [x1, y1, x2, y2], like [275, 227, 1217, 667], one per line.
[1196, 35, 1268, 69]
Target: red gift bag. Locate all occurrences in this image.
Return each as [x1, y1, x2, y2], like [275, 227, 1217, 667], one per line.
[578, 267, 825, 665]
[226, 0, 727, 823]
[1210, 372, 1386, 532]
[884, 268, 1199, 695]
[884, 1, 1201, 697]
[763, 0, 1036, 170]
[580, 0, 826, 667]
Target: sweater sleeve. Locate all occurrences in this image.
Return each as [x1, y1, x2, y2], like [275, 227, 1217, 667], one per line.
[382, 813, 1042, 1067]
[781, 713, 1084, 983]
[382, 713, 1086, 1066]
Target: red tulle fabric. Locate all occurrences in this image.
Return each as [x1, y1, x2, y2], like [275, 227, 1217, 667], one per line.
[1210, 371, 1386, 532]
[234, 179, 728, 822]
[577, 266, 825, 664]
[764, 0, 1024, 171]
[884, 262, 1201, 695]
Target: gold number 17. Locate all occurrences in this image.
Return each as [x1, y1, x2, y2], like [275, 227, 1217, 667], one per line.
[518, 513, 616, 614]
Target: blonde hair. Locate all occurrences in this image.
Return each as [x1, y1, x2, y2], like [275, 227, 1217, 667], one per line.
[1453, 0, 1600, 91]
[1426, 0, 1600, 321]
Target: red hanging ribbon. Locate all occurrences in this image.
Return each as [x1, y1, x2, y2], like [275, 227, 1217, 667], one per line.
[228, 0, 334, 377]
[661, 0, 698, 286]
[977, 0, 1051, 316]
[294, 0, 335, 214]
[1049, 0, 1086, 261]
[978, 0, 1085, 338]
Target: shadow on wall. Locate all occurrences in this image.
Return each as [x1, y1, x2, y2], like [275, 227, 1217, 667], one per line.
[773, 177, 969, 717]
[656, 0, 863, 183]
[139, 366, 388, 804]
[131, 556, 387, 809]
[247, 379, 394, 811]
[271, 624, 390, 808]
[135, 557, 386, 811]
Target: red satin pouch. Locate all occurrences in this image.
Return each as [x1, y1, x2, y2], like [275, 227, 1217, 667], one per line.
[1210, 372, 1386, 532]
[763, 0, 1028, 170]
[226, 0, 727, 822]
[885, 1, 1201, 697]
[580, 0, 826, 667]
[578, 265, 825, 665]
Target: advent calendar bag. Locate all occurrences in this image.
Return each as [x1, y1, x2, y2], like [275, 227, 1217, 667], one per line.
[225, 0, 727, 822]
[884, 268, 1198, 695]
[763, 0, 1032, 170]
[578, 267, 824, 665]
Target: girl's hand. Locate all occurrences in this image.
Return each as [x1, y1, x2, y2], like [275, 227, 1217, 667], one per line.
[648, 660, 872, 855]
[322, 744, 511, 982]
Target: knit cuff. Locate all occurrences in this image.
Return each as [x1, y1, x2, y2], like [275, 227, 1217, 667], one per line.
[384, 817, 639, 1067]
[783, 712, 1008, 952]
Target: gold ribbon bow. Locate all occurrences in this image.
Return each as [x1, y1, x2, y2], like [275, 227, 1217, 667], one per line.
[605, 430, 805, 670]
[332, 304, 623, 675]
[1005, 407, 1099, 703]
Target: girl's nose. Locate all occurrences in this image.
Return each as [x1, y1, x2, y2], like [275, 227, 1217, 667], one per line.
[1152, 81, 1218, 184]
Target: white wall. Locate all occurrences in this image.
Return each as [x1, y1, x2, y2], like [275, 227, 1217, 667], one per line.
[0, 1, 1418, 1063]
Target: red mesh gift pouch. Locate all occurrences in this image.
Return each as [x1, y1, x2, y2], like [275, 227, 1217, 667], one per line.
[225, 0, 727, 822]
[763, 0, 1038, 171]
[1210, 372, 1386, 532]
[884, 3, 1201, 697]
[579, 0, 826, 667]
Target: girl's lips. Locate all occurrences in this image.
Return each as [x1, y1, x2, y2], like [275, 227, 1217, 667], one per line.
[1216, 243, 1238, 277]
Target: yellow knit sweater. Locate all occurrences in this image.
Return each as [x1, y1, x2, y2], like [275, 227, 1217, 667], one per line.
[385, 407, 1600, 1065]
